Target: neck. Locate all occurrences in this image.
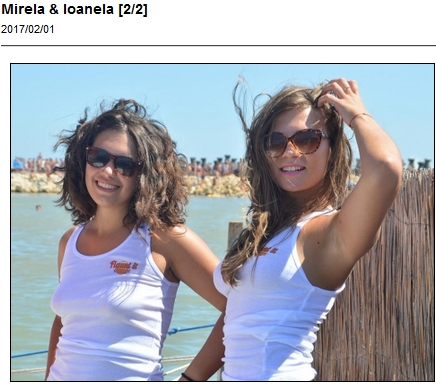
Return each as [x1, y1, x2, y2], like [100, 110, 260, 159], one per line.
[90, 207, 134, 233]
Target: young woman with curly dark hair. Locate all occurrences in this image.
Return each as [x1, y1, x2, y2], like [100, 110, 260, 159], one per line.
[45, 99, 225, 381]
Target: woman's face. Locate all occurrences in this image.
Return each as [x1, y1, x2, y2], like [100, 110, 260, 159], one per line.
[85, 129, 138, 213]
[267, 106, 331, 198]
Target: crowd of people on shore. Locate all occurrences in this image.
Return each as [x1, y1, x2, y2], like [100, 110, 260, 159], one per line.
[11, 153, 246, 178]
[186, 156, 244, 178]
[12, 153, 65, 176]
[12, 153, 432, 179]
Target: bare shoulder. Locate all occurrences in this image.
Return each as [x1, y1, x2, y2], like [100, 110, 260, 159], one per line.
[61, 225, 78, 241]
[151, 224, 219, 272]
[152, 224, 224, 310]
[152, 224, 207, 251]
[150, 224, 216, 273]
[150, 224, 223, 310]
[59, 226, 78, 249]
[152, 224, 219, 271]
[150, 225, 184, 251]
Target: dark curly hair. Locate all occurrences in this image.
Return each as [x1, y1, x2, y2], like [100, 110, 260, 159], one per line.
[53, 99, 188, 232]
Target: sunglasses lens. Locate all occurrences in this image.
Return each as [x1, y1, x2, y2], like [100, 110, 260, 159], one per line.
[293, 131, 321, 154]
[115, 157, 137, 177]
[266, 134, 287, 157]
[87, 147, 109, 168]
[265, 130, 323, 156]
[86, 147, 139, 177]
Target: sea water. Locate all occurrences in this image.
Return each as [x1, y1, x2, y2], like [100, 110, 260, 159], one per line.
[11, 193, 248, 381]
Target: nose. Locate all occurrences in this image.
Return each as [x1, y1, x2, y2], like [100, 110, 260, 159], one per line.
[102, 158, 117, 176]
[282, 139, 300, 156]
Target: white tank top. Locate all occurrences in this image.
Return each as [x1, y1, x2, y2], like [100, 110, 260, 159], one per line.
[48, 223, 179, 381]
[214, 210, 344, 381]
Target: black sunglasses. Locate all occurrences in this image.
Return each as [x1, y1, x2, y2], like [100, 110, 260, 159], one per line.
[265, 129, 329, 157]
[85, 146, 141, 177]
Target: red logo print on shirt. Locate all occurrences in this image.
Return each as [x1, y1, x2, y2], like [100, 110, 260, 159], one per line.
[258, 247, 278, 256]
[110, 260, 139, 275]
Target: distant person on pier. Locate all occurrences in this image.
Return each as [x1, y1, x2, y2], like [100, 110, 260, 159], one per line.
[36, 152, 44, 172]
[45, 99, 225, 381]
[180, 78, 403, 381]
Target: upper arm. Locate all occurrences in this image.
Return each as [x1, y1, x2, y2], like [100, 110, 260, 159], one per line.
[301, 167, 401, 289]
[153, 226, 226, 312]
[333, 180, 390, 257]
[301, 84, 403, 290]
[333, 118, 403, 264]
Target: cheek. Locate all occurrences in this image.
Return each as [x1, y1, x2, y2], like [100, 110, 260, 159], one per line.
[126, 177, 138, 196]
[266, 159, 284, 188]
[84, 165, 94, 191]
[318, 141, 331, 165]
[266, 157, 279, 175]
[318, 148, 331, 176]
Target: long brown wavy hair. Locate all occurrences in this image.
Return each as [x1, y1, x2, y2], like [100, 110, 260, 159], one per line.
[221, 78, 353, 286]
[53, 99, 188, 232]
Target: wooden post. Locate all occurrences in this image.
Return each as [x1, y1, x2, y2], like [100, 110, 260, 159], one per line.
[227, 221, 243, 250]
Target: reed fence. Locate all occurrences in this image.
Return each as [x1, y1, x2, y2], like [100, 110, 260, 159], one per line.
[313, 168, 435, 381]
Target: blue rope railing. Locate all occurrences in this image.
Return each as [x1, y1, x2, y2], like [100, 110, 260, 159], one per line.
[11, 323, 215, 359]
[11, 350, 48, 359]
[167, 323, 214, 335]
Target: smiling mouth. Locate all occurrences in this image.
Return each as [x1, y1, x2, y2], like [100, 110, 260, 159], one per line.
[97, 181, 118, 190]
[281, 166, 305, 172]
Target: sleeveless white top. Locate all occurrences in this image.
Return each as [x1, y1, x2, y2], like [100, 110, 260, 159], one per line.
[214, 210, 345, 381]
[48, 223, 179, 381]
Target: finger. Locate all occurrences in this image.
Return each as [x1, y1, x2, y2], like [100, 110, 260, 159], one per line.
[328, 78, 352, 94]
[329, 77, 349, 88]
[316, 93, 337, 107]
[322, 82, 347, 99]
[348, 80, 358, 93]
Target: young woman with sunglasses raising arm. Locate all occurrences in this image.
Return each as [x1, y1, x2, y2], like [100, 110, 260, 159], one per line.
[44, 99, 226, 381]
[180, 78, 403, 381]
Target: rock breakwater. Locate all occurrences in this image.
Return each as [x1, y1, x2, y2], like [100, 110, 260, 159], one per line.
[10, 172, 249, 197]
[11, 172, 63, 194]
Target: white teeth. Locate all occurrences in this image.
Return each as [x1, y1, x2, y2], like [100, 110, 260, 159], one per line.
[282, 166, 304, 172]
[97, 181, 117, 189]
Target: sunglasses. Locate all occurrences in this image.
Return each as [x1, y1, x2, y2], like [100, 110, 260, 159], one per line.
[85, 146, 141, 177]
[265, 129, 329, 157]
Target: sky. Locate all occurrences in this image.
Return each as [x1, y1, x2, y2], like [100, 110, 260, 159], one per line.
[10, 64, 435, 169]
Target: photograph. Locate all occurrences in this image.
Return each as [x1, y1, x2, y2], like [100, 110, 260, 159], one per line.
[10, 63, 434, 381]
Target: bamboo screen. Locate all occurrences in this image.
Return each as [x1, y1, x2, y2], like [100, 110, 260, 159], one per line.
[313, 168, 435, 381]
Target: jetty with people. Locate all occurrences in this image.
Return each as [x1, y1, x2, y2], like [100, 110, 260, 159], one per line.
[10, 153, 249, 196]
[10, 153, 433, 196]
